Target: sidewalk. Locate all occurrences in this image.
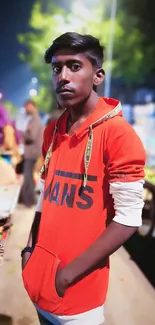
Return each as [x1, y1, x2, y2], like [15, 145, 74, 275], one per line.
[105, 247, 155, 325]
[0, 206, 38, 325]
[0, 205, 155, 325]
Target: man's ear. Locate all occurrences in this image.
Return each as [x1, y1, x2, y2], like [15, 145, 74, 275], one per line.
[94, 68, 105, 86]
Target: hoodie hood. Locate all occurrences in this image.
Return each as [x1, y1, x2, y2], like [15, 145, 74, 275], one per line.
[90, 97, 122, 127]
[55, 97, 122, 137]
[40, 97, 122, 187]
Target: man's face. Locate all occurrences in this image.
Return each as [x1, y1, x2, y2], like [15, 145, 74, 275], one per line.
[25, 103, 34, 115]
[52, 49, 98, 108]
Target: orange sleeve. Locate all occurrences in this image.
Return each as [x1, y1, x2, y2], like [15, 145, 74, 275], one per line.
[104, 116, 146, 183]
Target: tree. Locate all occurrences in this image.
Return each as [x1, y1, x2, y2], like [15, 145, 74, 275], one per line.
[118, 0, 155, 86]
[112, 12, 145, 84]
[2, 101, 18, 119]
[18, 0, 146, 111]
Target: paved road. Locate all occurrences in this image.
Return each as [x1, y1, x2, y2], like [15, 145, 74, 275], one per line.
[105, 247, 155, 325]
[0, 206, 38, 325]
[0, 205, 155, 325]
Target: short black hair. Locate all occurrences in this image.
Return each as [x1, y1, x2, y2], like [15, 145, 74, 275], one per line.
[44, 32, 104, 69]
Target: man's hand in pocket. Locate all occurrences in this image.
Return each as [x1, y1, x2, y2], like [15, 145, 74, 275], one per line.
[55, 268, 70, 298]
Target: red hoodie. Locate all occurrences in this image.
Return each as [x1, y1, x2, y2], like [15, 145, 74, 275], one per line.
[22, 98, 145, 316]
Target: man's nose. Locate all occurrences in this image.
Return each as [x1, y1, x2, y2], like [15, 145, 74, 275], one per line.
[59, 66, 70, 82]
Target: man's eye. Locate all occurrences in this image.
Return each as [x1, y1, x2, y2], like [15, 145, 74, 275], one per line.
[53, 66, 61, 74]
[71, 64, 81, 72]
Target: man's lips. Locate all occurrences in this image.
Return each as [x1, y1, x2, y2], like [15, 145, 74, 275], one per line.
[57, 87, 73, 94]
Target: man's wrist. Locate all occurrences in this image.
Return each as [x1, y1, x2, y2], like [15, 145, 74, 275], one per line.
[21, 246, 34, 257]
[60, 266, 74, 287]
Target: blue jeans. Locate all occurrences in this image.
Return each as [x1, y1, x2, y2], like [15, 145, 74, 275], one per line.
[38, 312, 54, 325]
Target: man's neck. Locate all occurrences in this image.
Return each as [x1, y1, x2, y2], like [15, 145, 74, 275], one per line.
[66, 92, 99, 134]
[30, 109, 37, 116]
[68, 92, 99, 125]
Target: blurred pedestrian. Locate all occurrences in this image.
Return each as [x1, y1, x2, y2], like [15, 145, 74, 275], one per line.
[19, 100, 43, 207]
[0, 104, 21, 165]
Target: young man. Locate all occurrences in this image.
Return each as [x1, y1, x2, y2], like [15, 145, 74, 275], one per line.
[21, 33, 146, 325]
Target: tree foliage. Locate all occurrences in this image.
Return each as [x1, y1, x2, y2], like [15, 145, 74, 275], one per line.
[18, 0, 148, 111]
[118, 0, 155, 84]
[2, 101, 18, 119]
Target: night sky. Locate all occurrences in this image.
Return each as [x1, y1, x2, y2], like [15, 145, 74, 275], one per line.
[0, 0, 36, 106]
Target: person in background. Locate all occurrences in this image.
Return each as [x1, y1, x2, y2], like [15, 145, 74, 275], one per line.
[0, 104, 21, 165]
[19, 100, 44, 207]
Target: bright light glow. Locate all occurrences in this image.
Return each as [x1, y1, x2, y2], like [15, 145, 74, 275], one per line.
[32, 77, 38, 84]
[0, 92, 3, 99]
[72, 1, 92, 19]
[29, 88, 38, 97]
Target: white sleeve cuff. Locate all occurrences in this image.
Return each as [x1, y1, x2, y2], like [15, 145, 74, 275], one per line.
[110, 180, 144, 227]
[35, 178, 45, 212]
[38, 178, 45, 193]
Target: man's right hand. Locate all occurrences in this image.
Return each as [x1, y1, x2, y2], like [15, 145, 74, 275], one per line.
[22, 251, 32, 270]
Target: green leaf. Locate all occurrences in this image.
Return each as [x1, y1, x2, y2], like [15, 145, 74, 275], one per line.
[17, 0, 148, 109]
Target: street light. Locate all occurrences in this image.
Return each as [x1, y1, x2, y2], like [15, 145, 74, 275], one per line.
[29, 89, 38, 97]
[104, 0, 117, 98]
[0, 92, 3, 99]
[31, 77, 38, 84]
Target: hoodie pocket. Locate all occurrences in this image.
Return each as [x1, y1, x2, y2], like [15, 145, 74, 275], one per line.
[22, 244, 62, 309]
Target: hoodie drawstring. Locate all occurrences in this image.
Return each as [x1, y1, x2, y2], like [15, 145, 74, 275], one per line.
[83, 125, 93, 187]
[40, 125, 94, 187]
[40, 101, 122, 183]
[40, 126, 57, 178]
[82, 103, 122, 186]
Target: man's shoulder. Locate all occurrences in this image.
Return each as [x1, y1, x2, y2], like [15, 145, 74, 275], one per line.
[104, 115, 134, 134]
[44, 119, 57, 136]
[31, 113, 42, 125]
[42, 120, 57, 155]
[43, 120, 57, 148]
